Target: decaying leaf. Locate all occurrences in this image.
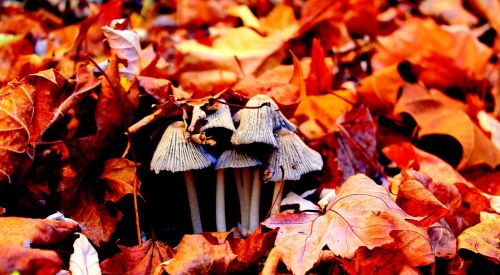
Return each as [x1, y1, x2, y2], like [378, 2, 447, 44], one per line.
[263, 174, 433, 275]
[0, 245, 62, 275]
[100, 157, 141, 203]
[69, 233, 101, 275]
[0, 217, 78, 246]
[100, 239, 174, 275]
[164, 226, 277, 274]
[457, 212, 500, 264]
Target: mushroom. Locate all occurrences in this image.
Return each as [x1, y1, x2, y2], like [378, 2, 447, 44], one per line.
[232, 94, 296, 232]
[151, 121, 216, 233]
[216, 148, 262, 232]
[266, 129, 323, 217]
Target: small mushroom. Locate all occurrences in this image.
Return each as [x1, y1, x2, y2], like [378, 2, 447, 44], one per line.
[151, 121, 216, 233]
[266, 129, 323, 216]
[216, 148, 262, 232]
[231, 94, 279, 147]
[200, 99, 236, 133]
[188, 104, 207, 132]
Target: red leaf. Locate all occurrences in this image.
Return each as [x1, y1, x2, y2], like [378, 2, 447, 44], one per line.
[306, 38, 332, 95]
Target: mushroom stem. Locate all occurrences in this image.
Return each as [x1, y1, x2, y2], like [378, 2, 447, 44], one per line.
[249, 168, 261, 232]
[215, 169, 226, 232]
[234, 169, 249, 230]
[271, 180, 284, 215]
[242, 167, 252, 229]
[183, 170, 203, 233]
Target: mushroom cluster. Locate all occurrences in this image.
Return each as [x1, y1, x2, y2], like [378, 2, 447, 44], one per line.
[150, 94, 323, 234]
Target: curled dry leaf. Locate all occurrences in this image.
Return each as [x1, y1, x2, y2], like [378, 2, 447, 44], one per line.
[100, 239, 174, 275]
[0, 245, 62, 275]
[428, 219, 457, 259]
[100, 157, 141, 203]
[69, 233, 101, 275]
[263, 174, 433, 275]
[164, 226, 277, 274]
[0, 217, 78, 247]
[457, 212, 500, 264]
[393, 175, 450, 227]
[0, 69, 68, 182]
[394, 85, 500, 169]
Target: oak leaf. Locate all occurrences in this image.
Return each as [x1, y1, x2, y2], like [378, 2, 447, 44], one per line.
[263, 174, 433, 275]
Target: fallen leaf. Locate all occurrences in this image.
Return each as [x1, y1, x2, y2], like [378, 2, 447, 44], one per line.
[394, 86, 500, 169]
[311, 106, 380, 187]
[100, 239, 174, 275]
[0, 217, 78, 246]
[354, 244, 420, 275]
[69, 233, 101, 275]
[263, 174, 433, 275]
[419, 0, 478, 26]
[457, 212, 500, 264]
[0, 69, 69, 182]
[306, 38, 333, 96]
[0, 245, 62, 275]
[100, 158, 141, 203]
[58, 165, 123, 246]
[428, 219, 457, 259]
[164, 226, 277, 274]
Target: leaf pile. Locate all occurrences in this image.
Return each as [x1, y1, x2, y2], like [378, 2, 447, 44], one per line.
[0, 0, 499, 274]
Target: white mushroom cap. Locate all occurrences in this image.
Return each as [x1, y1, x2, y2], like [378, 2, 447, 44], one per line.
[151, 121, 216, 173]
[231, 94, 278, 147]
[267, 129, 323, 181]
[200, 100, 236, 132]
[215, 148, 262, 169]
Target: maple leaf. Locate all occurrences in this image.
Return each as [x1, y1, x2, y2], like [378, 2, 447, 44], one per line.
[457, 212, 500, 264]
[263, 174, 434, 275]
[0, 69, 69, 182]
[100, 239, 174, 275]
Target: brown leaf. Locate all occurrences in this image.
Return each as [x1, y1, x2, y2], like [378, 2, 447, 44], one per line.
[165, 233, 238, 274]
[419, 0, 478, 26]
[457, 212, 500, 264]
[263, 174, 433, 275]
[0, 69, 68, 182]
[100, 239, 174, 275]
[394, 86, 500, 169]
[164, 227, 277, 274]
[428, 219, 457, 259]
[306, 38, 333, 95]
[59, 165, 123, 246]
[354, 244, 420, 275]
[393, 175, 450, 227]
[311, 106, 380, 187]
[0, 217, 78, 246]
[0, 245, 62, 275]
[100, 157, 141, 203]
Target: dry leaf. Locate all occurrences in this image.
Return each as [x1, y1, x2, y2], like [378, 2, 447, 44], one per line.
[457, 212, 500, 264]
[0, 245, 62, 275]
[0, 217, 78, 246]
[69, 233, 101, 275]
[100, 239, 174, 275]
[100, 158, 141, 203]
[263, 174, 433, 275]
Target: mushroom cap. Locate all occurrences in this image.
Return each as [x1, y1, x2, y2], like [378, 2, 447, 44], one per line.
[267, 129, 323, 181]
[151, 121, 216, 173]
[231, 94, 278, 147]
[216, 148, 262, 169]
[200, 100, 236, 132]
